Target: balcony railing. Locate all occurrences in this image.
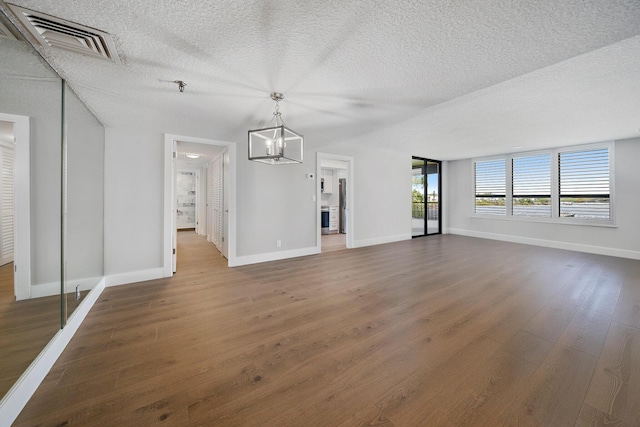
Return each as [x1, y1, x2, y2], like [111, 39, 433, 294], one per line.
[412, 202, 439, 220]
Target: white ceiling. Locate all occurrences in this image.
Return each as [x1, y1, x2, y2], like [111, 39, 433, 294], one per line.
[176, 140, 224, 168]
[4, 0, 640, 159]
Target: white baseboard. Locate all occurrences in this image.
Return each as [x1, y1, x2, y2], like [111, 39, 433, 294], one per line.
[448, 228, 640, 260]
[105, 267, 165, 287]
[353, 233, 412, 249]
[0, 277, 105, 426]
[230, 246, 320, 267]
[29, 276, 103, 299]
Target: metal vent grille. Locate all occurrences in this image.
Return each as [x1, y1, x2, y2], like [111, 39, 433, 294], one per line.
[8, 4, 120, 63]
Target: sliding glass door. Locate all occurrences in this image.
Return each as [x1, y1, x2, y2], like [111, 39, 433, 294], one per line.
[412, 157, 441, 237]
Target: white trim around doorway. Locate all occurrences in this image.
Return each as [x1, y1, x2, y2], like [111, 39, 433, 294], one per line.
[163, 134, 237, 276]
[0, 113, 31, 300]
[316, 152, 355, 252]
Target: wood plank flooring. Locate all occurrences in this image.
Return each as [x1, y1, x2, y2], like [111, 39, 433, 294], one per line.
[13, 232, 640, 426]
[0, 265, 90, 401]
[321, 233, 346, 253]
[0, 263, 59, 400]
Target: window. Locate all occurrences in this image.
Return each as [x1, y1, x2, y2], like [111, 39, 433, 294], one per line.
[475, 159, 506, 215]
[559, 148, 610, 220]
[473, 144, 613, 223]
[512, 154, 551, 217]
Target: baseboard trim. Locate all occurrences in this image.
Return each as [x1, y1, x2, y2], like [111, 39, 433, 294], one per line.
[353, 233, 412, 249]
[230, 246, 320, 267]
[448, 228, 640, 260]
[0, 277, 105, 426]
[105, 267, 165, 287]
[29, 276, 102, 299]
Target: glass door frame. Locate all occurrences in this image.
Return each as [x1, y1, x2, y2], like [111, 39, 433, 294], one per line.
[412, 156, 442, 238]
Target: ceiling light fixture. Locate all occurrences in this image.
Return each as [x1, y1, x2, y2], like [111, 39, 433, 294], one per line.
[248, 92, 303, 164]
[185, 153, 201, 159]
[174, 80, 187, 92]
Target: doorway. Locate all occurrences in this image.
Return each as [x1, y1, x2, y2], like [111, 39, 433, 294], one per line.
[164, 134, 237, 275]
[0, 115, 30, 300]
[0, 122, 14, 267]
[412, 157, 441, 237]
[316, 153, 354, 253]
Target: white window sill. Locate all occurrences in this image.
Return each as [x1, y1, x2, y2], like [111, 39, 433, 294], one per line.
[471, 213, 618, 228]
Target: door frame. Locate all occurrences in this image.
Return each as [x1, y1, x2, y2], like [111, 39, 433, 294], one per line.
[163, 134, 237, 276]
[316, 152, 355, 251]
[0, 113, 30, 300]
[412, 156, 442, 237]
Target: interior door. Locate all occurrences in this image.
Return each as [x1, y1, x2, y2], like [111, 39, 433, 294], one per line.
[222, 149, 229, 259]
[210, 154, 222, 252]
[171, 139, 177, 273]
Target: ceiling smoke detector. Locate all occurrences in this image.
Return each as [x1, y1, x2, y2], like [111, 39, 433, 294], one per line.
[8, 4, 120, 63]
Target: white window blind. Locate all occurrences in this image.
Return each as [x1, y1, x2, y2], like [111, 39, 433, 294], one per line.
[512, 153, 551, 217]
[475, 159, 506, 215]
[559, 148, 610, 220]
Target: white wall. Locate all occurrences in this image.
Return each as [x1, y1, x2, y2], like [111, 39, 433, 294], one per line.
[0, 35, 62, 290]
[313, 142, 412, 247]
[65, 87, 105, 290]
[447, 137, 640, 259]
[104, 128, 164, 279]
[103, 127, 418, 278]
[235, 148, 315, 256]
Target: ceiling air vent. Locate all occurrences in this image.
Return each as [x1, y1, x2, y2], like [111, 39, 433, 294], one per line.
[0, 17, 18, 40]
[7, 4, 120, 63]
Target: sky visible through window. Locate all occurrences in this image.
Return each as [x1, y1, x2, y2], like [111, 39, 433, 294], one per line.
[412, 170, 439, 196]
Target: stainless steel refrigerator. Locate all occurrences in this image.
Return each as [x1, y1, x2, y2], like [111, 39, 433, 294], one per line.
[339, 178, 346, 234]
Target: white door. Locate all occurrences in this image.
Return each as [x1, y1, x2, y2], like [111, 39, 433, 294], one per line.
[0, 141, 14, 266]
[210, 153, 223, 253]
[171, 140, 177, 273]
[222, 149, 229, 259]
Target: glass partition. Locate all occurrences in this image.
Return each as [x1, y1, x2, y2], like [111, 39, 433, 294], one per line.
[0, 9, 63, 399]
[0, 6, 105, 402]
[64, 82, 104, 321]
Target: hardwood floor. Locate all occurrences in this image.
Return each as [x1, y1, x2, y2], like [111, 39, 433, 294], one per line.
[0, 263, 59, 399]
[321, 233, 346, 253]
[0, 265, 91, 401]
[14, 232, 640, 426]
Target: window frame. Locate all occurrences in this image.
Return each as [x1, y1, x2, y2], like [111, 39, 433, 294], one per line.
[474, 157, 507, 216]
[472, 142, 615, 227]
[511, 152, 552, 218]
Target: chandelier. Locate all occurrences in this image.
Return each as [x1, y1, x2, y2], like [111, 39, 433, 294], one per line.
[248, 92, 303, 164]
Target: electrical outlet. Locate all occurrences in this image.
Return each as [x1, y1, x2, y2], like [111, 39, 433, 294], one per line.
[276, 240, 282, 248]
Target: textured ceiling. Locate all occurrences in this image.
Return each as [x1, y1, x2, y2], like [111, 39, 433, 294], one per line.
[3, 0, 640, 159]
[177, 140, 224, 168]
